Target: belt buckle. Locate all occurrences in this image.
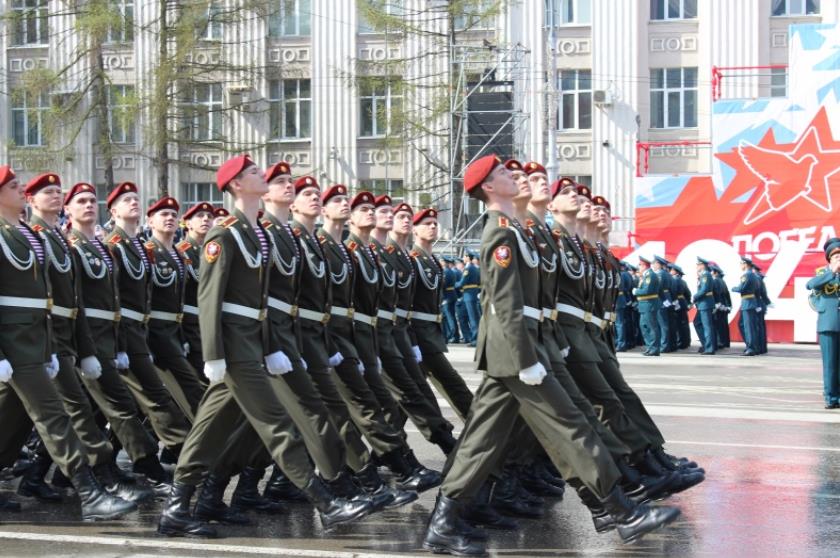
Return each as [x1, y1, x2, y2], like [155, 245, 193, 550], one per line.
[70, 308, 79, 320]
[370, 316, 378, 327]
[550, 309, 558, 321]
[436, 314, 443, 323]
[176, 313, 184, 324]
[258, 309, 267, 322]
[347, 308, 355, 319]
[46, 298, 53, 311]
[114, 311, 121, 323]
[321, 313, 331, 325]
[583, 311, 592, 323]
[290, 304, 299, 318]
[538, 311, 544, 323]
[392, 314, 397, 324]
[407, 311, 413, 320]
[142, 314, 151, 325]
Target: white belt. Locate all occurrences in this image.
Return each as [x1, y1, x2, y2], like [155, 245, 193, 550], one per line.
[603, 311, 614, 322]
[523, 305, 544, 321]
[52, 305, 78, 319]
[298, 307, 330, 324]
[354, 312, 378, 327]
[555, 303, 593, 324]
[85, 308, 120, 322]
[120, 307, 150, 323]
[590, 314, 606, 329]
[395, 308, 411, 319]
[183, 305, 199, 316]
[377, 309, 396, 322]
[221, 302, 266, 321]
[330, 306, 354, 319]
[0, 296, 51, 310]
[268, 297, 298, 317]
[149, 310, 183, 323]
[542, 307, 558, 321]
[412, 310, 442, 323]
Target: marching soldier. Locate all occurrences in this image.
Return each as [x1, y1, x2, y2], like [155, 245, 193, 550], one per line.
[754, 265, 770, 354]
[807, 238, 840, 409]
[693, 258, 717, 355]
[732, 256, 760, 356]
[633, 256, 661, 356]
[146, 197, 207, 415]
[711, 263, 732, 349]
[669, 264, 692, 350]
[615, 262, 634, 351]
[651, 256, 675, 353]
[0, 166, 136, 521]
[456, 251, 481, 347]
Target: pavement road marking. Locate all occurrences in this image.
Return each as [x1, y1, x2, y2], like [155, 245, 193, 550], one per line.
[0, 532, 428, 558]
[667, 440, 840, 453]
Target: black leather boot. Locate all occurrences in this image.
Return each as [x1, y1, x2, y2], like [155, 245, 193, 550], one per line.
[638, 451, 704, 495]
[17, 453, 62, 502]
[461, 482, 516, 533]
[429, 429, 458, 455]
[301, 475, 373, 529]
[0, 494, 21, 512]
[576, 486, 615, 533]
[94, 462, 154, 503]
[617, 458, 675, 505]
[230, 467, 285, 515]
[71, 466, 137, 521]
[263, 465, 308, 502]
[51, 467, 73, 489]
[490, 472, 543, 519]
[600, 485, 680, 544]
[652, 447, 704, 474]
[132, 455, 172, 497]
[327, 470, 385, 511]
[157, 483, 217, 538]
[517, 464, 564, 498]
[380, 449, 441, 493]
[355, 463, 418, 509]
[537, 460, 566, 490]
[194, 474, 250, 525]
[423, 493, 487, 557]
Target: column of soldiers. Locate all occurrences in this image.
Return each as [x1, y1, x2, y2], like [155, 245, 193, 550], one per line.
[0, 156, 706, 555]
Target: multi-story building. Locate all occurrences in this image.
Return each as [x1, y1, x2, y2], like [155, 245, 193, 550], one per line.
[1, 0, 838, 240]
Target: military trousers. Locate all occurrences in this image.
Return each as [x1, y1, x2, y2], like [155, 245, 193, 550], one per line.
[153, 354, 206, 416]
[697, 308, 717, 353]
[455, 300, 472, 344]
[174, 361, 314, 489]
[441, 373, 620, 501]
[819, 332, 840, 406]
[657, 306, 673, 352]
[0, 364, 87, 478]
[462, 292, 481, 343]
[420, 351, 474, 421]
[392, 321, 444, 415]
[639, 309, 660, 354]
[740, 308, 759, 353]
[715, 311, 731, 348]
[441, 299, 459, 341]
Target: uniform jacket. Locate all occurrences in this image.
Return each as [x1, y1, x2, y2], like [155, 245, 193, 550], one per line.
[410, 244, 448, 354]
[457, 262, 481, 299]
[732, 269, 760, 309]
[635, 268, 661, 312]
[147, 236, 188, 359]
[262, 214, 303, 359]
[527, 212, 569, 361]
[317, 228, 357, 362]
[175, 234, 203, 356]
[105, 225, 152, 353]
[693, 269, 715, 310]
[807, 267, 840, 333]
[346, 232, 381, 368]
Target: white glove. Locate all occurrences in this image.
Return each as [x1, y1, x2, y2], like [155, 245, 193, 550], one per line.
[115, 352, 130, 370]
[756, 307, 763, 313]
[631, 287, 638, 295]
[328, 352, 343, 367]
[662, 300, 671, 308]
[0, 359, 13, 383]
[79, 356, 102, 380]
[265, 350, 293, 376]
[518, 362, 547, 386]
[561, 346, 570, 358]
[673, 301, 680, 311]
[300, 359, 308, 371]
[357, 361, 365, 374]
[412, 345, 422, 363]
[45, 354, 59, 379]
[149, 353, 154, 364]
[182, 342, 190, 357]
[203, 359, 226, 383]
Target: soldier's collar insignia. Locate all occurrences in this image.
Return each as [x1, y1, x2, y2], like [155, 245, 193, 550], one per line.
[108, 234, 122, 245]
[292, 227, 302, 237]
[261, 219, 273, 229]
[31, 224, 44, 233]
[176, 240, 192, 252]
[499, 216, 509, 228]
[386, 245, 395, 254]
[347, 240, 358, 251]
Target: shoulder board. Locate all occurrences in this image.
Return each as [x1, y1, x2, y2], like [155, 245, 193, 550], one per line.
[817, 266, 827, 274]
[410, 250, 419, 258]
[30, 224, 44, 233]
[107, 234, 122, 245]
[386, 245, 395, 254]
[221, 216, 238, 228]
[317, 234, 327, 244]
[261, 218, 273, 229]
[67, 235, 79, 247]
[292, 226, 302, 237]
[346, 240, 358, 252]
[525, 218, 534, 228]
[498, 216, 509, 228]
[144, 240, 155, 251]
[176, 239, 192, 253]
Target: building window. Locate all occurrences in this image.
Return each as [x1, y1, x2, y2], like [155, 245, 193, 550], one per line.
[11, 90, 49, 147]
[182, 183, 224, 207]
[454, 0, 496, 30]
[770, 68, 787, 97]
[572, 175, 592, 187]
[359, 79, 402, 138]
[11, 0, 49, 46]
[200, 2, 223, 40]
[358, 0, 404, 33]
[270, 0, 312, 37]
[559, 70, 592, 130]
[650, 68, 697, 129]
[184, 83, 223, 142]
[772, 0, 819, 16]
[358, 179, 404, 200]
[107, 0, 134, 43]
[269, 79, 311, 140]
[650, 0, 696, 20]
[107, 85, 136, 144]
[546, 0, 591, 26]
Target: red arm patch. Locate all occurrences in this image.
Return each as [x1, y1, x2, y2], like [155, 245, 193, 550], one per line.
[494, 245, 512, 268]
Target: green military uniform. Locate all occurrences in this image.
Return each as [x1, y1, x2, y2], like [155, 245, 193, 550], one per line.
[175, 235, 205, 372]
[66, 228, 161, 465]
[0, 217, 87, 479]
[807, 262, 840, 407]
[442, 211, 620, 500]
[147, 236, 206, 414]
[105, 226, 190, 449]
[409, 245, 474, 420]
[174, 210, 316, 489]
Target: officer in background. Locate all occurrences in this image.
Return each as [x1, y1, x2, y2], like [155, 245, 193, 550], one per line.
[754, 265, 770, 355]
[453, 259, 472, 346]
[732, 256, 760, 356]
[457, 250, 481, 347]
[651, 256, 673, 353]
[709, 263, 731, 349]
[693, 258, 717, 355]
[633, 256, 660, 356]
[615, 262, 633, 351]
[667, 263, 691, 350]
[807, 238, 840, 409]
[441, 256, 460, 343]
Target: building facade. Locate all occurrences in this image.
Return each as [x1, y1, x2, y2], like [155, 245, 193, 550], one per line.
[1, 0, 838, 239]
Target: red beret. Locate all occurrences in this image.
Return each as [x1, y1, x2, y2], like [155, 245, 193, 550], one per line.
[64, 182, 96, 205]
[183, 202, 215, 220]
[294, 175, 319, 194]
[576, 183, 592, 200]
[550, 177, 577, 199]
[214, 207, 230, 218]
[523, 162, 547, 176]
[463, 155, 501, 194]
[374, 194, 392, 208]
[147, 196, 180, 217]
[0, 165, 15, 188]
[321, 184, 348, 204]
[413, 208, 438, 225]
[24, 172, 61, 195]
[106, 181, 138, 209]
[265, 161, 292, 183]
[592, 195, 610, 210]
[504, 159, 523, 172]
[216, 154, 255, 192]
[394, 202, 413, 215]
[351, 191, 375, 210]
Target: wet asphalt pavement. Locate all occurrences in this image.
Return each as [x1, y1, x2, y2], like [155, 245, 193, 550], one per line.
[2, 343, 839, 557]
